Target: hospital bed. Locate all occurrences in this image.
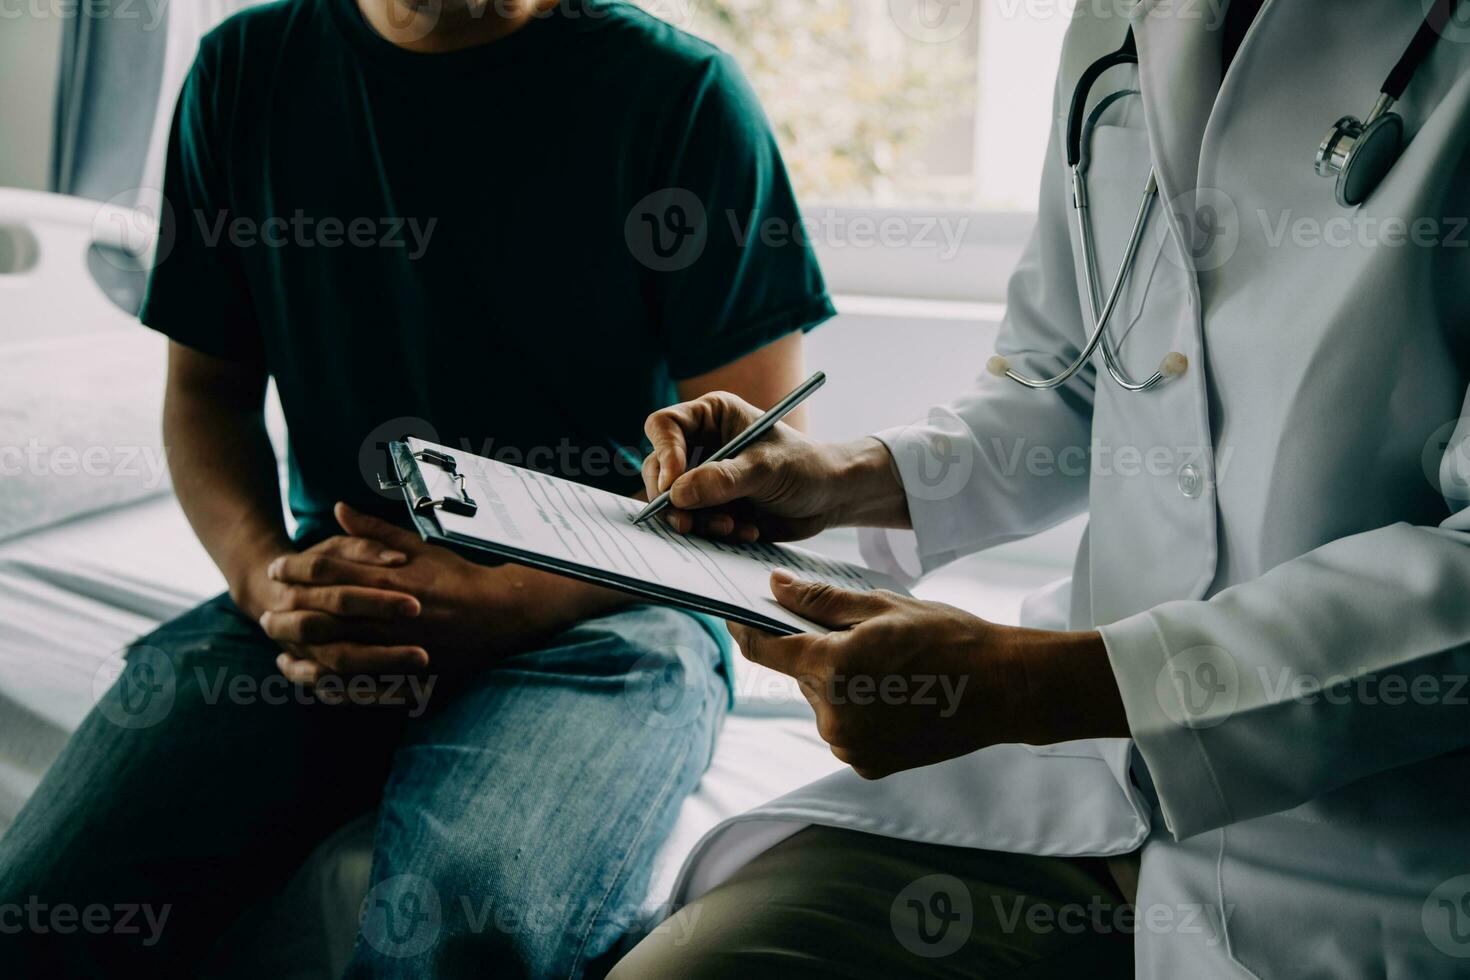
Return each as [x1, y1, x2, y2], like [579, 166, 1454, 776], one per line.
[0, 3, 1073, 973]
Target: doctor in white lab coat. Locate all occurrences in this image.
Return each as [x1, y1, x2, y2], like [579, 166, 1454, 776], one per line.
[613, 1, 1470, 977]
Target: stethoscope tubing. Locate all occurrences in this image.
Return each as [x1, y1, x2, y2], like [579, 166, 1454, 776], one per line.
[995, 30, 1175, 394]
[1076, 91, 1167, 392]
[994, 169, 1159, 391]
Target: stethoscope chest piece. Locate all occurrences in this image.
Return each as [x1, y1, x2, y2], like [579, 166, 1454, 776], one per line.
[1315, 106, 1404, 208]
[1312, 0, 1462, 208]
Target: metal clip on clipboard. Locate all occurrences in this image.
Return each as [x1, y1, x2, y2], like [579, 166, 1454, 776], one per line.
[378, 443, 478, 518]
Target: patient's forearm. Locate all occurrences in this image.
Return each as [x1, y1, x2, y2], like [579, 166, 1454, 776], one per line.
[163, 344, 291, 617]
[167, 400, 288, 609]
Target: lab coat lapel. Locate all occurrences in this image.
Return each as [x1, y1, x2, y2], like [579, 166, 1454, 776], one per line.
[1129, 0, 1225, 212]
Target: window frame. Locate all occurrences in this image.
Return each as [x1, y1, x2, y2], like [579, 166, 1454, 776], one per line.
[804, 205, 1034, 305]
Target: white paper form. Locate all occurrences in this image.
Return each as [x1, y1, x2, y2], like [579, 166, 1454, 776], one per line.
[409, 438, 909, 635]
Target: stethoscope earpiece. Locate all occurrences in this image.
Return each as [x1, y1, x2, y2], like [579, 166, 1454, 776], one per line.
[1315, 96, 1405, 208]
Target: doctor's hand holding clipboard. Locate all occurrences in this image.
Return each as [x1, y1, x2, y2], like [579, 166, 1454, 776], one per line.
[640, 391, 1131, 780]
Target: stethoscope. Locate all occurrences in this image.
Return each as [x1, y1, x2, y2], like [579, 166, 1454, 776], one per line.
[987, 0, 1464, 395]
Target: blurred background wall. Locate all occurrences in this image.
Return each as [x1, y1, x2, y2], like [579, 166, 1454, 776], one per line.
[0, 14, 62, 189]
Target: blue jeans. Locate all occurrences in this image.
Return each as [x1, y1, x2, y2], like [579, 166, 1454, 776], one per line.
[0, 593, 725, 978]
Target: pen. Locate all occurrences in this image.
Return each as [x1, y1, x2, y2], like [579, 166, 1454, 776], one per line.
[631, 370, 827, 526]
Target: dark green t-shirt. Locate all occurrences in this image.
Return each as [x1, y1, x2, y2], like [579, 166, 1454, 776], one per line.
[142, 0, 833, 543]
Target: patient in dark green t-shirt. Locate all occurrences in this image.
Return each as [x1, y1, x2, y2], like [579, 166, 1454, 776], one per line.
[0, 1, 832, 975]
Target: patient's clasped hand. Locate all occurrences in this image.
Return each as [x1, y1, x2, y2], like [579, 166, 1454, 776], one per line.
[264, 501, 598, 692]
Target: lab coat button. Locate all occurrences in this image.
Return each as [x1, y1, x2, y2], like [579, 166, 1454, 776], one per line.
[1178, 463, 1203, 499]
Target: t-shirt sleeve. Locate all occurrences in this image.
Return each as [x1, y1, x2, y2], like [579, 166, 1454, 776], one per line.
[138, 51, 262, 362]
[642, 54, 835, 380]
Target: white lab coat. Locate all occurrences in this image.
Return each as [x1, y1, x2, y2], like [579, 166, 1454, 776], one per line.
[668, 2, 1470, 977]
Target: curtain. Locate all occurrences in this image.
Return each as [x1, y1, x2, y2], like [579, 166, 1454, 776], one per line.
[50, 0, 263, 313]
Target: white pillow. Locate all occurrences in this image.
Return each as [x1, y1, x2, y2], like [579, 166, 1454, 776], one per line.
[0, 329, 172, 543]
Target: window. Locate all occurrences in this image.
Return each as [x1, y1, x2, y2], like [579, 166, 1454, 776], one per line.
[635, 0, 1070, 212]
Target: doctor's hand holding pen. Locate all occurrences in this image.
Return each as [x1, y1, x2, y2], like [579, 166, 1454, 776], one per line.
[642, 391, 1132, 778]
[640, 390, 912, 542]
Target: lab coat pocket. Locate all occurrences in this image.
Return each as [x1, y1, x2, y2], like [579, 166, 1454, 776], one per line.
[1216, 815, 1468, 980]
[1072, 123, 1167, 355]
[1217, 758, 1470, 980]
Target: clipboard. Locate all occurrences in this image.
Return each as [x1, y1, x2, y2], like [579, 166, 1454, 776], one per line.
[379, 439, 905, 635]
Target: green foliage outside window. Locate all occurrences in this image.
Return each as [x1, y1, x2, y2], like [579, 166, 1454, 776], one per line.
[633, 0, 974, 205]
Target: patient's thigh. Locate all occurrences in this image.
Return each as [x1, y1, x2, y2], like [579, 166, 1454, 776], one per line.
[349, 604, 726, 979]
[0, 593, 402, 973]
